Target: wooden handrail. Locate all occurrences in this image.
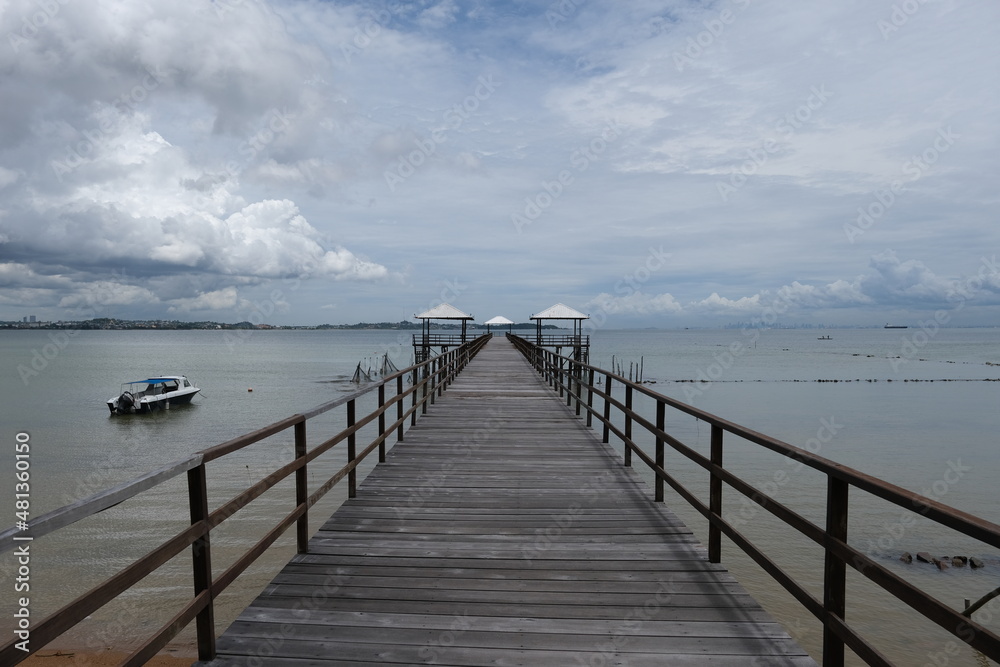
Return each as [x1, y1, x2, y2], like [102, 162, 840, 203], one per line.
[0, 334, 491, 666]
[507, 333, 1000, 666]
[0, 455, 204, 553]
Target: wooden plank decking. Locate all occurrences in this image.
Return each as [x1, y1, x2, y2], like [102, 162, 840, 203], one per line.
[205, 336, 817, 666]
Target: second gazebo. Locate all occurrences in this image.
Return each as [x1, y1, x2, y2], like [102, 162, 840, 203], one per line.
[413, 303, 475, 362]
[529, 303, 590, 362]
[483, 315, 514, 334]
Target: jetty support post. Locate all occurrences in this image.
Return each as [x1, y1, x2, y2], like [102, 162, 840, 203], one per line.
[573, 360, 582, 416]
[436, 355, 444, 398]
[378, 383, 386, 463]
[187, 463, 216, 661]
[294, 420, 308, 553]
[557, 348, 564, 398]
[565, 356, 573, 407]
[396, 375, 405, 441]
[602, 374, 612, 444]
[624, 385, 633, 467]
[410, 368, 418, 426]
[824, 477, 849, 666]
[422, 362, 430, 414]
[709, 425, 723, 563]
[655, 401, 665, 502]
[347, 399, 357, 498]
[585, 368, 595, 427]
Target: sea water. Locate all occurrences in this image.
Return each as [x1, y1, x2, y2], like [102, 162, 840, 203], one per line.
[0, 327, 997, 664]
[590, 327, 1000, 666]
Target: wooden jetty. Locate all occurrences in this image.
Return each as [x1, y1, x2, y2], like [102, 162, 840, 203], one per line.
[206, 337, 816, 665]
[6, 333, 1000, 666]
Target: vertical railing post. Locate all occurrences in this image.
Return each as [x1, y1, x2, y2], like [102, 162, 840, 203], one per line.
[586, 368, 595, 427]
[624, 385, 633, 467]
[824, 477, 849, 667]
[566, 357, 573, 407]
[437, 354, 445, 396]
[347, 399, 357, 498]
[555, 350, 566, 398]
[565, 356, 572, 406]
[440, 352, 447, 393]
[378, 383, 387, 463]
[443, 350, 447, 386]
[655, 401, 665, 503]
[422, 363, 430, 415]
[602, 374, 612, 444]
[709, 425, 723, 563]
[396, 374, 405, 441]
[410, 368, 418, 426]
[294, 420, 308, 553]
[429, 358, 437, 406]
[574, 361, 582, 416]
[187, 464, 215, 661]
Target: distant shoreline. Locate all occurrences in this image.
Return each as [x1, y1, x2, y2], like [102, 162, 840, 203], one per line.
[4, 320, 998, 332]
[0, 319, 562, 331]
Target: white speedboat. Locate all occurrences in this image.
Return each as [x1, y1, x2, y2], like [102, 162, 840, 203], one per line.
[107, 376, 200, 415]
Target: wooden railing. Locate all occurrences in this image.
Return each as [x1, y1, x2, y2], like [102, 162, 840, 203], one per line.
[0, 334, 492, 666]
[412, 332, 488, 347]
[531, 333, 590, 347]
[507, 333, 1000, 666]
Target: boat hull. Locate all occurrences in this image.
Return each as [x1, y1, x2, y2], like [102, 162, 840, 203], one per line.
[108, 387, 200, 415]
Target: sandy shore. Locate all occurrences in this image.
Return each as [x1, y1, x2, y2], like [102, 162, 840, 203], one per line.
[22, 648, 197, 666]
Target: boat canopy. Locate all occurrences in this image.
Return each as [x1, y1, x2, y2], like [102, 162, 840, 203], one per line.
[127, 377, 180, 385]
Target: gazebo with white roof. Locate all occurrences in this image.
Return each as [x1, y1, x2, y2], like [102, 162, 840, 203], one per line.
[413, 303, 475, 362]
[483, 315, 514, 334]
[529, 303, 590, 362]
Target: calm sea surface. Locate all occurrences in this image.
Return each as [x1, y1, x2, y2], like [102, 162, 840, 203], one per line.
[1, 327, 999, 664]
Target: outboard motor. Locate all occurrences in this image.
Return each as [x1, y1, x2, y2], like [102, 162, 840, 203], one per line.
[117, 391, 135, 414]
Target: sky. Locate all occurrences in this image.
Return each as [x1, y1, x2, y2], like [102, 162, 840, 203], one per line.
[1, 0, 998, 328]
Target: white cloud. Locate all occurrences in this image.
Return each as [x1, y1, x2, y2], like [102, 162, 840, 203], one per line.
[588, 291, 682, 315]
[591, 251, 1000, 322]
[167, 287, 244, 313]
[0, 167, 18, 188]
[57, 282, 160, 309]
[0, 4, 390, 318]
[1, 0, 998, 325]
[418, 1, 460, 30]
[693, 292, 763, 315]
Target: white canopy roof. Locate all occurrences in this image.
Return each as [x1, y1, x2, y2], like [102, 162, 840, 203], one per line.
[484, 315, 514, 326]
[414, 303, 474, 320]
[530, 303, 589, 320]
